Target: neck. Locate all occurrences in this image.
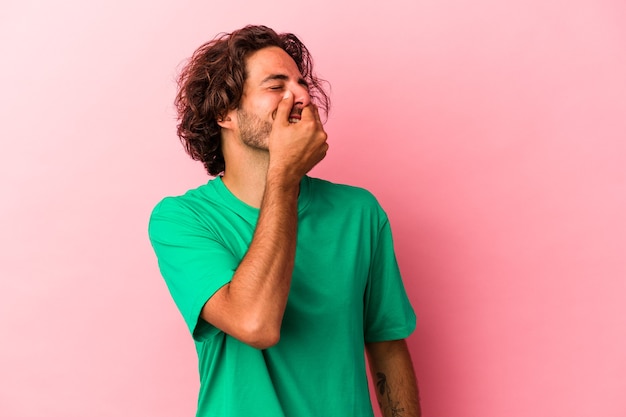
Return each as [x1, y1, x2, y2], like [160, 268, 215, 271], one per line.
[221, 139, 271, 208]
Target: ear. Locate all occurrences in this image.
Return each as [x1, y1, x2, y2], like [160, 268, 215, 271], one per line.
[217, 110, 236, 129]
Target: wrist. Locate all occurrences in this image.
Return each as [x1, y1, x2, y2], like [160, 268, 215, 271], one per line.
[266, 166, 302, 192]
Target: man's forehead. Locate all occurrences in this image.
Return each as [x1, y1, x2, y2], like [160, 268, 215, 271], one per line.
[245, 46, 302, 81]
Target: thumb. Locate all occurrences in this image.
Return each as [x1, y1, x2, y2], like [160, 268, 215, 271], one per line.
[273, 90, 294, 125]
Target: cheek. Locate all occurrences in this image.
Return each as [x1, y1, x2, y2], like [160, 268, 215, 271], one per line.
[256, 96, 283, 120]
[242, 94, 284, 122]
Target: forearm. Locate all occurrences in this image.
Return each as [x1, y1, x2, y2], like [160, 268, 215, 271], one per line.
[201, 174, 299, 349]
[228, 175, 299, 336]
[366, 339, 421, 417]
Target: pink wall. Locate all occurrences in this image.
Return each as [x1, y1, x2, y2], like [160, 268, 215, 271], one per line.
[1, 1, 625, 416]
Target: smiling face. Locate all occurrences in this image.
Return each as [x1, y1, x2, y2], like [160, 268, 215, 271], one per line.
[227, 46, 312, 150]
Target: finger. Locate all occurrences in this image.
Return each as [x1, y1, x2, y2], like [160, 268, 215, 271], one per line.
[273, 90, 295, 125]
[311, 104, 323, 125]
[301, 103, 322, 124]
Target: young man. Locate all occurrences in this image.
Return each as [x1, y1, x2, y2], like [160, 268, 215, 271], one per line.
[149, 25, 421, 417]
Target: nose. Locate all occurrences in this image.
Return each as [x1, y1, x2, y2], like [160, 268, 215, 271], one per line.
[291, 82, 311, 108]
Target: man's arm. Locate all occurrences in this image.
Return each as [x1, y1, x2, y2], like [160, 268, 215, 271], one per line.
[366, 339, 421, 417]
[200, 92, 328, 349]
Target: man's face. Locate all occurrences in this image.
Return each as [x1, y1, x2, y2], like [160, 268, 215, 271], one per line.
[234, 46, 312, 150]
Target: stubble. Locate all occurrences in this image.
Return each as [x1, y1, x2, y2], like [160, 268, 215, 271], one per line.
[237, 108, 273, 151]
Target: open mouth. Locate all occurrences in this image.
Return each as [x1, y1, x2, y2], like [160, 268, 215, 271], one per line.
[288, 107, 302, 124]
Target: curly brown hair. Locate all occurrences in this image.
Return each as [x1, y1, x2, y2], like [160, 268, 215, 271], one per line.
[174, 25, 331, 176]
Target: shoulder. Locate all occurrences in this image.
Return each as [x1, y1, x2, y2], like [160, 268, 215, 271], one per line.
[307, 176, 381, 207]
[148, 180, 221, 236]
[305, 176, 388, 223]
[309, 178, 382, 210]
[151, 180, 217, 217]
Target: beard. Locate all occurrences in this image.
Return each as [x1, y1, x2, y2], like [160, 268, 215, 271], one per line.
[237, 107, 273, 151]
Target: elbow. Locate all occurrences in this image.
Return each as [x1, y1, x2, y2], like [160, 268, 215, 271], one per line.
[239, 320, 281, 350]
[201, 287, 283, 349]
[247, 333, 280, 350]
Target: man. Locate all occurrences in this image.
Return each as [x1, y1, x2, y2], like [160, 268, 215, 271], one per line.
[149, 25, 420, 417]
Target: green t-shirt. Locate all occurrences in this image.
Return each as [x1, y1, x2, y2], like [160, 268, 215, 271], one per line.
[148, 176, 416, 417]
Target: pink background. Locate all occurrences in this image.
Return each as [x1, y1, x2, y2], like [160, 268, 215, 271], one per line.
[1, 0, 625, 416]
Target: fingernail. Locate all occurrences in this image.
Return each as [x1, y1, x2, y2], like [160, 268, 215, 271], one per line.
[283, 91, 291, 99]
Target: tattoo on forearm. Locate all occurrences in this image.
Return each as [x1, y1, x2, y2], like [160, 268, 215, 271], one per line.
[376, 372, 405, 417]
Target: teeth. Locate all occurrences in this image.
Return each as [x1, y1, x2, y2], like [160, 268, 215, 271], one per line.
[288, 118, 300, 123]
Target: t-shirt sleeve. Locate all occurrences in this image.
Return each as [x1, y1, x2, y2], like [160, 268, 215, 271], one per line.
[363, 216, 416, 343]
[148, 197, 237, 342]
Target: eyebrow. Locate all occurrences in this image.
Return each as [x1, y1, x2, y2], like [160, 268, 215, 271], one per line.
[260, 74, 309, 87]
